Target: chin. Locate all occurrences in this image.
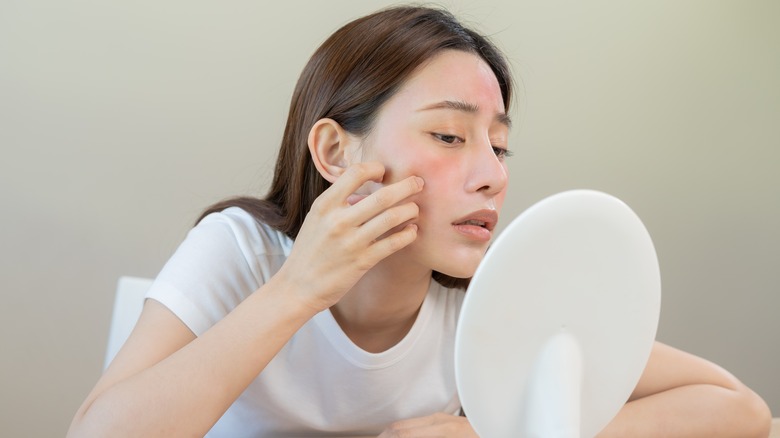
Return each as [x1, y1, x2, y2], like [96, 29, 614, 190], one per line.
[431, 256, 483, 279]
[413, 237, 489, 278]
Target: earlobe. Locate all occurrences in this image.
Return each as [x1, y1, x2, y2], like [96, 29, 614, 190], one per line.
[308, 118, 354, 183]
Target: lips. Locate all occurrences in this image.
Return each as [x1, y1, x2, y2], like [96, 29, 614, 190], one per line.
[452, 209, 498, 231]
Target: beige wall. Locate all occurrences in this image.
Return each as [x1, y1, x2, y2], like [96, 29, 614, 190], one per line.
[1, 1, 777, 435]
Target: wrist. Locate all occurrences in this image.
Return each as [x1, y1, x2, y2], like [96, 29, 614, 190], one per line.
[264, 266, 328, 317]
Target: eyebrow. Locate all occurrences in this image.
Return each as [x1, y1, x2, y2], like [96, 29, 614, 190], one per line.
[418, 100, 512, 128]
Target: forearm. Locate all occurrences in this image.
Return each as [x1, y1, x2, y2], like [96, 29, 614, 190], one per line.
[69, 275, 318, 437]
[597, 383, 771, 438]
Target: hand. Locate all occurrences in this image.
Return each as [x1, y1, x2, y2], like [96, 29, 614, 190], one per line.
[276, 162, 423, 312]
[378, 413, 477, 437]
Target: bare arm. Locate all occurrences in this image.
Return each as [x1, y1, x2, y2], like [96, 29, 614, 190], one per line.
[597, 341, 772, 438]
[68, 278, 318, 437]
[68, 163, 423, 437]
[376, 343, 771, 438]
[377, 342, 772, 438]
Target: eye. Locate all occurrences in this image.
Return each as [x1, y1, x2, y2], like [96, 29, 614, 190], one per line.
[432, 133, 464, 145]
[492, 146, 513, 160]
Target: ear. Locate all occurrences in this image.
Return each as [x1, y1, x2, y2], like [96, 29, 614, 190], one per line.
[308, 118, 358, 183]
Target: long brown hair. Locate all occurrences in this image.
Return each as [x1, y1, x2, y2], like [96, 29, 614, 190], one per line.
[200, 6, 513, 289]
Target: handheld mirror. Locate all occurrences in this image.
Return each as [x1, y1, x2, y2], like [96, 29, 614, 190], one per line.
[455, 190, 661, 438]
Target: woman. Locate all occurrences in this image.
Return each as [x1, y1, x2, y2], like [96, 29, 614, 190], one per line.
[68, 6, 771, 437]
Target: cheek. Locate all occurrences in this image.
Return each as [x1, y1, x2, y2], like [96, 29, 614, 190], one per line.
[386, 152, 458, 200]
[374, 150, 458, 224]
[374, 139, 451, 184]
[408, 158, 463, 224]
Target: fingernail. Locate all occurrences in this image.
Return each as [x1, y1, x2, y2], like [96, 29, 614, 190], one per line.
[415, 176, 424, 188]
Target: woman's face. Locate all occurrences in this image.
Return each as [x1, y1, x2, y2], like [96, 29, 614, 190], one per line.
[355, 49, 511, 278]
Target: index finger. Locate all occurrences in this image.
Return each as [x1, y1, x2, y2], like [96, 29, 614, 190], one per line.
[325, 162, 386, 204]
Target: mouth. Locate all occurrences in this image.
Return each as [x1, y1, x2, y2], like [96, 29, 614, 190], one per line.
[453, 210, 498, 230]
[452, 209, 498, 243]
[459, 219, 490, 229]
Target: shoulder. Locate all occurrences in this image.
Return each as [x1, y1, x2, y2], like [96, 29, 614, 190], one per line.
[146, 207, 293, 335]
[196, 206, 293, 258]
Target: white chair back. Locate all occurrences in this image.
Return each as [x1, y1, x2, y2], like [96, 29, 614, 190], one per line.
[104, 276, 153, 369]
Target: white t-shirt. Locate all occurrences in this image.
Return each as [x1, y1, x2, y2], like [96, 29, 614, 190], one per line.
[146, 207, 466, 437]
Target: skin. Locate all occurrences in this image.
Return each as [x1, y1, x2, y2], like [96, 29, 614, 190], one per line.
[331, 50, 771, 437]
[309, 50, 511, 352]
[67, 50, 771, 437]
[353, 49, 510, 279]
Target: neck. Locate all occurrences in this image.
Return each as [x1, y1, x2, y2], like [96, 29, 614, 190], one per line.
[330, 251, 432, 353]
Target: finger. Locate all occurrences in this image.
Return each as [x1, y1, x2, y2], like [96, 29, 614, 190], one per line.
[382, 413, 472, 437]
[325, 162, 386, 203]
[346, 193, 367, 205]
[385, 413, 445, 431]
[358, 223, 418, 266]
[380, 413, 477, 438]
[357, 201, 419, 242]
[348, 175, 424, 223]
[395, 422, 471, 437]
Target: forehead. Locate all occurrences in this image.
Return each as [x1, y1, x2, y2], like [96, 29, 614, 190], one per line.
[387, 50, 506, 117]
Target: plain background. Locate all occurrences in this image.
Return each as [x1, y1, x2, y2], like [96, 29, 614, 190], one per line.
[1, 0, 777, 435]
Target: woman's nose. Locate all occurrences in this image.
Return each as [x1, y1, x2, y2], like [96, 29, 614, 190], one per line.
[465, 140, 508, 196]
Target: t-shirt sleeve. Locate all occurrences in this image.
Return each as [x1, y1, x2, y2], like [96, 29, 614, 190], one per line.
[145, 208, 289, 336]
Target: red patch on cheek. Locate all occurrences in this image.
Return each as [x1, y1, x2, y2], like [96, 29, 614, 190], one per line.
[409, 159, 458, 215]
[377, 148, 454, 201]
[424, 157, 460, 185]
